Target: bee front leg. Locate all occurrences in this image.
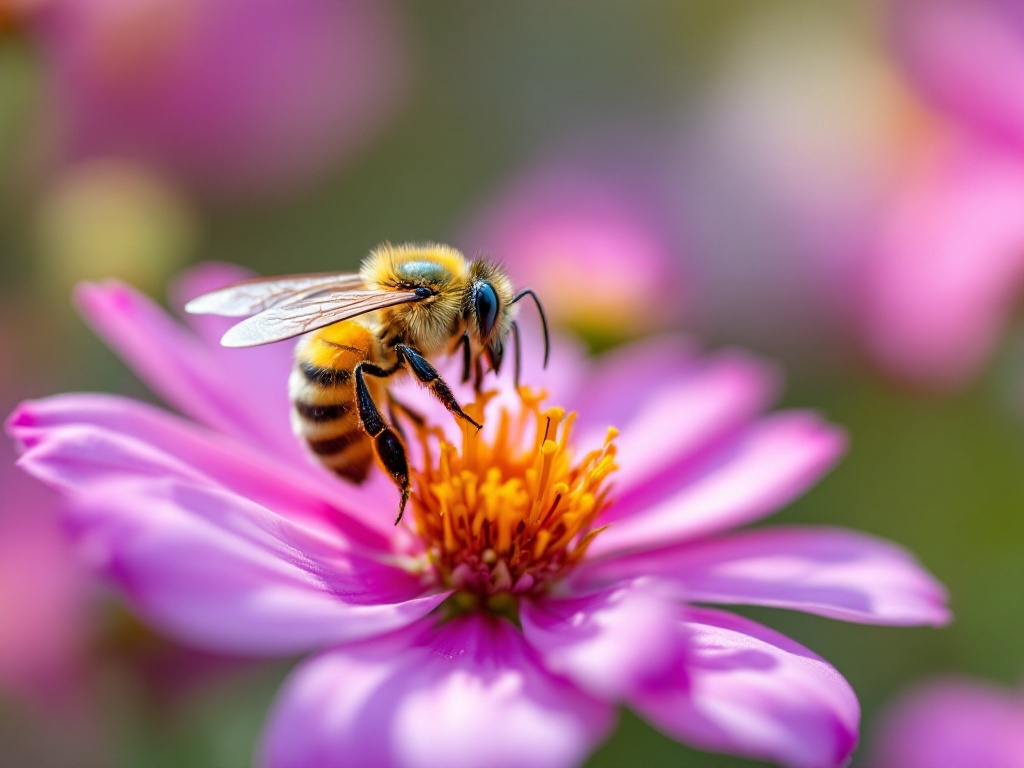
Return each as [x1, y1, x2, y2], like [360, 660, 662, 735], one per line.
[354, 362, 410, 525]
[394, 344, 482, 430]
[454, 332, 472, 384]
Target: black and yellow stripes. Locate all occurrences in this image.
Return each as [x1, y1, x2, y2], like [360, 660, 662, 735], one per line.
[290, 323, 381, 484]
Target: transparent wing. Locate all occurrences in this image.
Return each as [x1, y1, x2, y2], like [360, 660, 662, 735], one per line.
[220, 289, 422, 347]
[185, 272, 365, 317]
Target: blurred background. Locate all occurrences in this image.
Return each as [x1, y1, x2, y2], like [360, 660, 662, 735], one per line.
[2, 0, 1024, 765]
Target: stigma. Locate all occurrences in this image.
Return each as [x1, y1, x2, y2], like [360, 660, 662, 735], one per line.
[410, 389, 618, 597]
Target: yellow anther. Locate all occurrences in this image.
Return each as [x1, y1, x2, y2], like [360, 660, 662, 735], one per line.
[408, 388, 618, 599]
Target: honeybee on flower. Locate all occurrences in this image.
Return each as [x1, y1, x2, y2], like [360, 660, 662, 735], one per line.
[185, 243, 549, 523]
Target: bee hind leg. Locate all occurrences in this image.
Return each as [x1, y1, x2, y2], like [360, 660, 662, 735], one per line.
[354, 362, 410, 525]
[395, 344, 482, 431]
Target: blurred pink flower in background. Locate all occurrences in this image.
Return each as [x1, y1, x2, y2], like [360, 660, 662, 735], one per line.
[856, 135, 1024, 390]
[0, 450, 89, 706]
[679, 4, 1024, 390]
[464, 162, 685, 343]
[7, 264, 950, 768]
[0, 323, 91, 708]
[891, 0, 1024, 155]
[676, 6, 906, 359]
[871, 677, 1024, 768]
[856, 0, 1024, 389]
[22, 0, 409, 199]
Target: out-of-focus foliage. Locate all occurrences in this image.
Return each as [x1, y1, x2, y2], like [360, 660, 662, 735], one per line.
[2, 1, 1023, 766]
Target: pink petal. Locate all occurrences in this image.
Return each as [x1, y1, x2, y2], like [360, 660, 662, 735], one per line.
[260, 615, 614, 768]
[595, 347, 783, 517]
[9, 393, 396, 547]
[630, 608, 859, 768]
[571, 334, 699, 436]
[520, 582, 685, 701]
[65, 478, 446, 655]
[585, 526, 950, 626]
[74, 279, 300, 458]
[590, 412, 846, 558]
[858, 139, 1024, 389]
[871, 677, 1024, 768]
[892, 0, 1024, 153]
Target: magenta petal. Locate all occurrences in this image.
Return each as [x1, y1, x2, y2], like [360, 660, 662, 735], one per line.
[260, 615, 614, 768]
[572, 335, 700, 436]
[9, 393, 394, 547]
[630, 608, 859, 768]
[74, 279, 298, 457]
[858, 140, 1024, 389]
[586, 526, 950, 626]
[64, 478, 446, 655]
[600, 348, 782, 515]
[590, 412, 846, 558]
[520, 582, 684, 700]
[892, 0, 1024, 153]
[871, 677, 1024, 768]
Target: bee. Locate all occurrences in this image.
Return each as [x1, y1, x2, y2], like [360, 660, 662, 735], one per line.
[186, 242, 549, 524]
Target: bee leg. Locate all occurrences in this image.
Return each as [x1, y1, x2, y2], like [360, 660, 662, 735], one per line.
[455, 332, 472, 384]
[354, 362, 410, 524]
[395, 344, 482, 430]
[473, 355, 485, 394]
[510, 320, 523, 390]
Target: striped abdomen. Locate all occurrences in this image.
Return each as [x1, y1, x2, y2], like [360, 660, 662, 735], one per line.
[289, 321, 383, 483]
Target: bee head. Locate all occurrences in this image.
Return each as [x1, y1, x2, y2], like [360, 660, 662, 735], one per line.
[467, 260, 514, 372]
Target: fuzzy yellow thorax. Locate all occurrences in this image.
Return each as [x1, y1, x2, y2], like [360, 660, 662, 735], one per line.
[410, 388, 618, 597]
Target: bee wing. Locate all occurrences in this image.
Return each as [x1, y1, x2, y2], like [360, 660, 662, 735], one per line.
[185, 272, 365, 317]
[220, 289, 423, 347]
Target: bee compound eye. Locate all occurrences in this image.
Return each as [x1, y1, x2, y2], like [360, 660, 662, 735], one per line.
[474, 282, 499, 337]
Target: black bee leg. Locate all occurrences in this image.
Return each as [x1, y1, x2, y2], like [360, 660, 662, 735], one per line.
[395, 344, 482, 430]
[354, 362, 410, 525]
[473, 355, 485, 394]
[510, 320, 523, 390]
[454, 332, 472, 384]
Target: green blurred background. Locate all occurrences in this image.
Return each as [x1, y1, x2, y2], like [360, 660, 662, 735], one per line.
[2, 1, 1023, 766]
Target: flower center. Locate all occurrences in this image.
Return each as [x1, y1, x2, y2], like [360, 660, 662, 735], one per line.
[410, 389, 618, 598]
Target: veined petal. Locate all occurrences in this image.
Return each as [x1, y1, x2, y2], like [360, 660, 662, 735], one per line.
[602, 348, 782, 515]
[583, 527, 950, 626]
[65, 478, 447, 656]
[8, 393, 395, 547]
[630, 608, 859, 768]
[590, 412, 846, 558]
[259, 614, 614, 768]
[75, 279, 298, 457]
[520, 582, 684, 701]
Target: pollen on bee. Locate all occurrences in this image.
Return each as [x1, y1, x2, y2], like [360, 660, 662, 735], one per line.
[408, 387, 618, 597]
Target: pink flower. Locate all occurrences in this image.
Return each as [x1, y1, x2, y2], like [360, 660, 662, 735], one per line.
[23, 0, 409, 199]
[463, 163, 685, 342]
[856, 135, 1024, 389]
[8, 263, 950, 768]
[0, 324, 91, 708]
[0, 448, 90, 705]
[678, 6, 1024, 389]
[891, 0, 1024, 155]
[871, 677, 1024, 768]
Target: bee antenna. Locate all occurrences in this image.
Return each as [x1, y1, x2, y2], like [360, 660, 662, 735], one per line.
[511, 288, 550, 368]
